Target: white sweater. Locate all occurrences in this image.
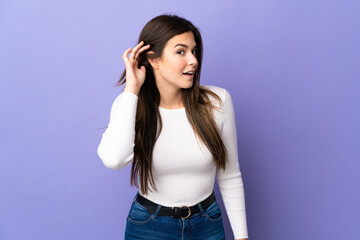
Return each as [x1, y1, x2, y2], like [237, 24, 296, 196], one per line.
[97, 84, 248, 239]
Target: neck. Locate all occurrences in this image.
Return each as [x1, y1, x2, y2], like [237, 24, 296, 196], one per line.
[156, 82, 184, 109]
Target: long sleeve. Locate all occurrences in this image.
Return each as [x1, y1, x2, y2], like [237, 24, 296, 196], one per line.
[97, 91, 138, 169]
[216, 89, 249, 239]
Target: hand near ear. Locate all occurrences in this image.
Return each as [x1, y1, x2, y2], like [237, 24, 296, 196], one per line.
[122, 41, 150, 95]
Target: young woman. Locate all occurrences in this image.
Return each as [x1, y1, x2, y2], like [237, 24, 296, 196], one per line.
[97, 14, 249, 240]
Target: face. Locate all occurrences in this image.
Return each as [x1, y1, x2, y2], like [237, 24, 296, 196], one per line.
[152, 31, 198, 91]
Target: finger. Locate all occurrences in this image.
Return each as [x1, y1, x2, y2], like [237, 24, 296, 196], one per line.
[122, 47, 132, 62]
[129, 41, 144, 61]
[134, 44, 150, 60]
[129, 41, 145, 60]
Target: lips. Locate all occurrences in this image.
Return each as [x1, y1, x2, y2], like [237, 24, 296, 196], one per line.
[183, 70, 196, 75]
[183, 73, 194, 79]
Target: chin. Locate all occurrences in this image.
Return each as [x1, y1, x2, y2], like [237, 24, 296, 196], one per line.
[182, 81, 193, 89]
[181, 84, 193, 89]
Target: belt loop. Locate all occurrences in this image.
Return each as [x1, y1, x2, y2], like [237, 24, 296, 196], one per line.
[197, 202, 206, 216]
[152, 204, 162, 219]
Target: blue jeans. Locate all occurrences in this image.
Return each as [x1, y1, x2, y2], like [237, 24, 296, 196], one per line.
[125, 192, 225, 240]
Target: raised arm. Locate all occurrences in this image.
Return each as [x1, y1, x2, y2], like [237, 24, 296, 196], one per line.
[97, 91, 138, 169]
[216, 88, 249, 239]
[97, 40, 150, 169]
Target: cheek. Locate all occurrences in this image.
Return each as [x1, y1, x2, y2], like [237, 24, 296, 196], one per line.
[172, 59, 187, 71]
[163, 54, 187, 73]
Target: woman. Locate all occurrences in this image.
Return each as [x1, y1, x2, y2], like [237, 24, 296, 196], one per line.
[97, 14, 249, 240]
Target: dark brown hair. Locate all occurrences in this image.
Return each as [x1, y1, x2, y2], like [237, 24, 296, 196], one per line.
[115, 14, 227, 194]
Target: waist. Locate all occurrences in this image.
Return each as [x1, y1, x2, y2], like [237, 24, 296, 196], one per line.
[135, 191, 216, 219]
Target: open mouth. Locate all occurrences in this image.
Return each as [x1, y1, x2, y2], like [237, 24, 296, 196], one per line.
[183, 71, 195, 77]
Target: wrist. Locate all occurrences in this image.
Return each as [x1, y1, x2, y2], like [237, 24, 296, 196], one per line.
[124, 85, 140, 96]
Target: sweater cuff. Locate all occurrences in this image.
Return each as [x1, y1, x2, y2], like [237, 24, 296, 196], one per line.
[121, 90, 139, 99]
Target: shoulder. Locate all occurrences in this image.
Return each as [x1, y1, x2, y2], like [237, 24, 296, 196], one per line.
[200, 84, 231, 108]
[200, 83, 235, 117]
[200, 84, 225, 97]
[200, 84, 234, 128]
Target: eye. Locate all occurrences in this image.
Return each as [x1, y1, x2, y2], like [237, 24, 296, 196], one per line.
[192, 49, 198, 55]
[177, 50, 185, 55]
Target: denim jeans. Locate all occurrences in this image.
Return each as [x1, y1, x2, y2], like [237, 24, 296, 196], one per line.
[125, 192, 225, 240]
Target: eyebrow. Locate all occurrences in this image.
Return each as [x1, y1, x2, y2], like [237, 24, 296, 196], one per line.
[174, 43, 197, 49]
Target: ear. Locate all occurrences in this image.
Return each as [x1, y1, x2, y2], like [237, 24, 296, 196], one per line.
[147, 51, 160, 69]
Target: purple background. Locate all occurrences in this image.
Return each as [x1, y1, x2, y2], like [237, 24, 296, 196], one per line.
[1, 0, 359, 239]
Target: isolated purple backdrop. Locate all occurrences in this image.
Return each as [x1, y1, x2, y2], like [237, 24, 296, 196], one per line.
[1, 0, 359, 239]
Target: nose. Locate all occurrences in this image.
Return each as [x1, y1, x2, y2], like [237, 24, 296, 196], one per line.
[188, 53, 198, 68]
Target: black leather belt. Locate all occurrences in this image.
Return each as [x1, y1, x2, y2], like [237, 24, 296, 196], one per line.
[135, 191, 216, 219]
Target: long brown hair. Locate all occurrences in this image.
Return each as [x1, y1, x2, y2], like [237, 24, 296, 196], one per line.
[115, 14, 228, 195]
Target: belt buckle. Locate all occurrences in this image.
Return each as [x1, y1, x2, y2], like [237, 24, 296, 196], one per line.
[171, 206, 191, 219]
[180, 205, 191, 219]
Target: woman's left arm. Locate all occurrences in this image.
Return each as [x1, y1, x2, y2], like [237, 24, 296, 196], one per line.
[216, 88, 249, 240]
